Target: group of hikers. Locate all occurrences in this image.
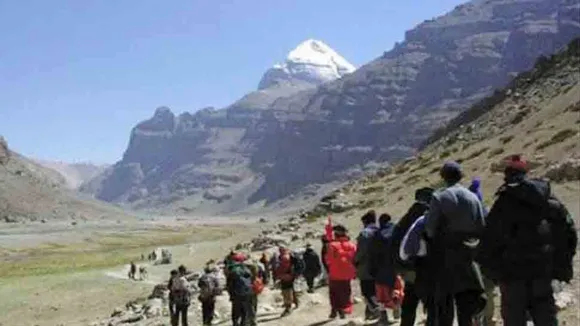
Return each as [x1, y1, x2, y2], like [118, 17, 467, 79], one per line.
[128, 261, 148, 281]
[165, 154, 577, 326]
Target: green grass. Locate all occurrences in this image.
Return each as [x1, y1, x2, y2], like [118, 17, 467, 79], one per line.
[0, 227, 230, 278]
[487, 147, 505, 158]
[499, 135, 514, 144]
[464, 147, 489, 161]
[536, 129, 578, 150]
[360, 185, 385, 195]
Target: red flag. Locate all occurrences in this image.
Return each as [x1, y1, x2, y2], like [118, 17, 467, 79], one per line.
[325, 215, 334, 241]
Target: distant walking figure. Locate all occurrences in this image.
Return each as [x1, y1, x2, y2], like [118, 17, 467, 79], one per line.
[128, 261, 137, 280]
[139, 266, 148, 280]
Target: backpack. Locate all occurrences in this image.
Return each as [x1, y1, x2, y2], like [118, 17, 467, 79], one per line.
[399, 216, 427, 263]
[291, 252, 306, 276]
[171, 276, 191, 306]
[198, 274, 219, 300]
[545, 197, 577, 282]
[252, 277, 265, 294]
[504, 179, 577, 282]
[228, 263, 253, 297]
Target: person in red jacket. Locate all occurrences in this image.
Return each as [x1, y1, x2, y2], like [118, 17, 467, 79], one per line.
[275, 246, 298, 317]
[325, 224, 357, 319]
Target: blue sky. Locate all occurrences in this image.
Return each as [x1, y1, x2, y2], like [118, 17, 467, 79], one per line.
[0, 0, 465, 164]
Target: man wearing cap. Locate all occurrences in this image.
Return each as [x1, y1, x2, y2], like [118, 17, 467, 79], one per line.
[479, 155, 576, 326]
[423, 161, 487, 326]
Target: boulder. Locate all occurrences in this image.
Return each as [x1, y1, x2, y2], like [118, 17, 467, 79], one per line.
[0, 136, 8, 165]
[290, 233, 301, 242]
[545, 158, 580, 182]
[144, 298, 163, 318]
[149, 283, 168, 299]
[250, 235, 290, 251]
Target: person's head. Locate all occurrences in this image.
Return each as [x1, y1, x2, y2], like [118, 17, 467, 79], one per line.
[178, 265, 187, 275]
[332, 224, 348, 238]
[279, 246, 289, 255]
[360, 210, 377, 227]
[504, 154, 527, 184]
[440, 161, 463, 186]
[379, 213, 392, 228]
[170, 269, 178, 278]
[232, 252, 246, 262]
[414, 187, 435, 204]
[468, 177, 483, 201]
[305, 243, 312, 250]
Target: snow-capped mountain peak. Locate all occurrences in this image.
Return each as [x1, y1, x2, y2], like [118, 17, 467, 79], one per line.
[258, 39, 356, 90]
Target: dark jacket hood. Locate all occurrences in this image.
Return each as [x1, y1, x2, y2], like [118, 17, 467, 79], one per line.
[502, 178, 551, 207]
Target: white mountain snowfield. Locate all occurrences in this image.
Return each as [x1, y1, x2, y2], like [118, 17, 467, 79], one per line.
[258, 39, 356, 89]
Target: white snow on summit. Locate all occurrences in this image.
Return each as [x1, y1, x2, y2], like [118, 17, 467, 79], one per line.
[258, 39, 356, 90]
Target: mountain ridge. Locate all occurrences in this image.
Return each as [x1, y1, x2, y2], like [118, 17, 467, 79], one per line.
[0, 137, 132, 222]
[84, 0, 580, 214]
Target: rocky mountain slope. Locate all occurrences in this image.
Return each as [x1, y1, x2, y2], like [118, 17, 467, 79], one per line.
[36, 160, 109, 189]
[93, 39, 580, 326]
[0, 137, 132, 222]
[86, 0, 580, 214]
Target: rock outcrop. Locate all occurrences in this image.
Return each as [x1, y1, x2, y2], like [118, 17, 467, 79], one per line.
[0, 136, 9, 165]
[85, 0, 580, 214]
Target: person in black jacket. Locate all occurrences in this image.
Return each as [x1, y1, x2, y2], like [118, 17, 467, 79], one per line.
[303, 243, 322, 293]
[355, 210, 380, 320]
[391, 187, 434, 326]
[369, 213, 397, 325]
[479, 155, 577, 326]
[320, 235, 330, 286]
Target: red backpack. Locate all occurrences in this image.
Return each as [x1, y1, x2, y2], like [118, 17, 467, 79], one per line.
[252, 277, 264, 294]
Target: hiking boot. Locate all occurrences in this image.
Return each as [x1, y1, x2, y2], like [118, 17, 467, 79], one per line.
[377, 310, 389, 326]
[280, 308, 292, 317]
[328, 310, 338, 319]
[365, 308, 380, 321]
[393, 307, 401, 320]
[338, 310, 346, 319]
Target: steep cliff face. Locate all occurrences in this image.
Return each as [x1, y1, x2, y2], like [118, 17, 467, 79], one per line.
[86, 0, 580, 213]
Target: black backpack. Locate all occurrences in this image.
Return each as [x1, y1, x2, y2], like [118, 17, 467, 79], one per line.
[291, 252, 306, 276]
[544, 196, 577, 282]
[505, 180, 577, 282]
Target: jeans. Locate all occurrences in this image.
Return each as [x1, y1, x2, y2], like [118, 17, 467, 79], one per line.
[305, 275, 316, 291]
[427, 291, 484, 326]
[200, 299, 215, 325]
[232, 295, 255, 326]
[401, 282, 420, 326]
[500, 279, 557, 326]
[359, 279, 378, 316]
[171, 304, 188, 326]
